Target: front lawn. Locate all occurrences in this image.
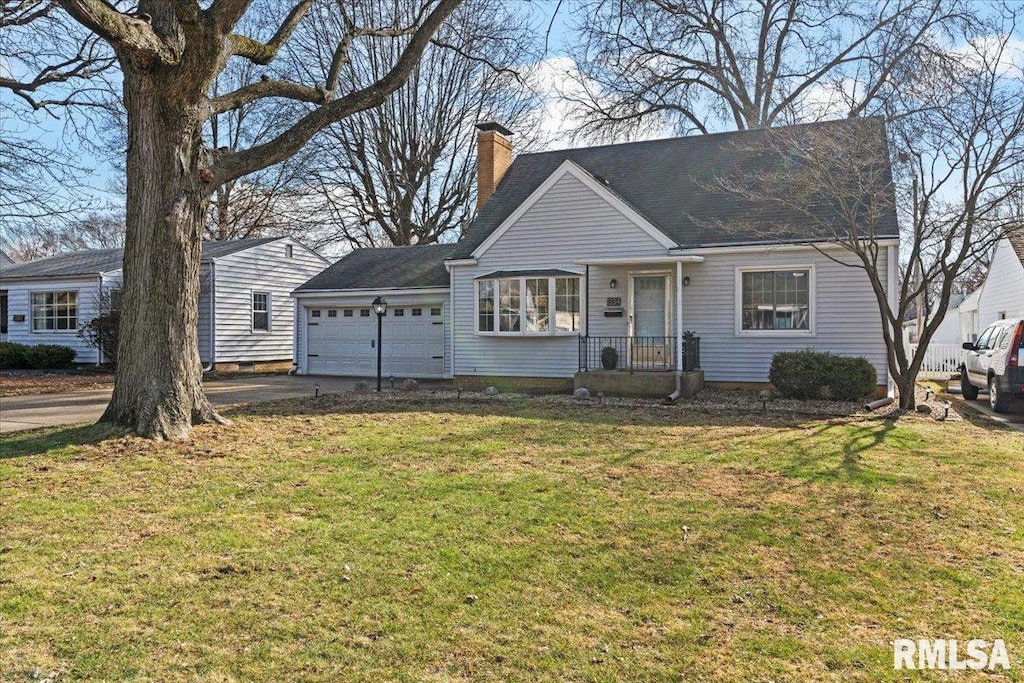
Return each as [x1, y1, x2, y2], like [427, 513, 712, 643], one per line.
[1, 396, 1022, 681]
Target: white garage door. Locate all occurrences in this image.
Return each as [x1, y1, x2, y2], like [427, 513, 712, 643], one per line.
[306, 304, 444, 378]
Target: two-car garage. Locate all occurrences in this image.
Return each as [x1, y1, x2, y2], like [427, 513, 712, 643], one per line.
[304, 303, 445, 378]
[292, 243, 458, 380]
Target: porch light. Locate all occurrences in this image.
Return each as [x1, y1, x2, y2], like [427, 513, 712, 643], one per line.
[682, 276, 691, 287]
[609, 279, 617, 289]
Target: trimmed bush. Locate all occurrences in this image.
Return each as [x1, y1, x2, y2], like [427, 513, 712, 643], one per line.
[0, 342, 76, 369]
[0, 341, 29, 369]
[769, 350, 877, 401]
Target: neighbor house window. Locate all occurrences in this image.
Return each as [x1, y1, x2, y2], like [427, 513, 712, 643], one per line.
[252, 292, 269, 331]
[739, 268, 811, 332]
[31, 291, 78, 331]
[477, 276, 582, 335]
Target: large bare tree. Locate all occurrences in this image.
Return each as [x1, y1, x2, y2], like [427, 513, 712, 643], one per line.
[706, 20, 1024, 408]
[304, 0, 540, 248]
[566, 0, 973, 136]
[44, 0, 461, 439]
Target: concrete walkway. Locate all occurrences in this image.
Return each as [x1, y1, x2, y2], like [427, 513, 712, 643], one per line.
[0, 375, 441, 433]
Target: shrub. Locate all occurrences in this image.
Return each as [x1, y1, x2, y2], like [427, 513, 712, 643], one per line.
[23, 344, 77, 369]
[769, 350, 877, 401]
[0, 341, 29, 369]
[78, 310, 120, 365]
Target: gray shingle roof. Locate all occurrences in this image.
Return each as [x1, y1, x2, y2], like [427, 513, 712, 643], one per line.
[296, 243, 459, 291]
[452, 116, 898, 258]
[0, 238, 285, 281]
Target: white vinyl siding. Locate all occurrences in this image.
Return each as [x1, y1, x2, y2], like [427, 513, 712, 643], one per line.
[453, 172, 670, 378]
[682, 248, 888, 385]
[212, 238, 326, 362]
[1, 276, 107, 363]
[977, 238, 1024, 329]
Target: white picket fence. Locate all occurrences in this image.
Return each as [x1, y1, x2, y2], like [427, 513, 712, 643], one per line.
[910, 343, 966, 379]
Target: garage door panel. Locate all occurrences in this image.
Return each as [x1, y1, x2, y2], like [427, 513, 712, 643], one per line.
[306, 305, 445, 378]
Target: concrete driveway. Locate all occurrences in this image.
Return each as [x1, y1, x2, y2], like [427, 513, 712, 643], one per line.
[0, 375, 434, 434]
[945, 385, 1024, 432]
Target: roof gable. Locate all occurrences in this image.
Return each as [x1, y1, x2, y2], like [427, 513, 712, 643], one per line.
[453, 117, 898, 259]
[470, 160, 676, 259]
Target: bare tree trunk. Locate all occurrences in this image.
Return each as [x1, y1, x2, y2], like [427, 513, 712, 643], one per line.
[100, 66, 226, 440]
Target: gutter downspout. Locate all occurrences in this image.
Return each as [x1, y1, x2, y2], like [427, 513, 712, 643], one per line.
[96, 273, 103, 366]
[202, 260, 216, 373]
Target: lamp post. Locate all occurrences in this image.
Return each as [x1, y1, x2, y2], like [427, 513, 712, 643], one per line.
[372, 296, 388, 391]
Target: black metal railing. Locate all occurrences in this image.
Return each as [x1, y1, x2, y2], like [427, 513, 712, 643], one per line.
[578, 334, 701, 372]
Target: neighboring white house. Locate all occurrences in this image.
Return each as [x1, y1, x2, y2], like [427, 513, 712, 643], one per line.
[0, 237, 327, 368]
[294, 118, 898, 394]
[972, 235, 1024, 335]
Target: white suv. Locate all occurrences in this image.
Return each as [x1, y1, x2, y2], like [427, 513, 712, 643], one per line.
[961, 318, 1024, 413]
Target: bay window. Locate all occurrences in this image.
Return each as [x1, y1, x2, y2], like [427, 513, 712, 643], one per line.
[477, 274, 581, 335]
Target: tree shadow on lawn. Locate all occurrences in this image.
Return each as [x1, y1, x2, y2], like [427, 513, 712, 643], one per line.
[777, 419, 910, 485]
[0, 422, 128, 459]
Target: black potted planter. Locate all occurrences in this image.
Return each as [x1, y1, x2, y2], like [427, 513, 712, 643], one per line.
[601, 345, 619, 370]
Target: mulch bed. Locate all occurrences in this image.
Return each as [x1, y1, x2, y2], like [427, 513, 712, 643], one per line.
[0, 369, 115, 397]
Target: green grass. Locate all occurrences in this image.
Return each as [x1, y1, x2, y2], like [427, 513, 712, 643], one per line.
[2, 396, 1022, 682]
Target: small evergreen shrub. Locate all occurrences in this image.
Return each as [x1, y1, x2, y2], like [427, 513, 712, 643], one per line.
[0, 341, 29, 369]
[23, 344, 77, 369]
[0, 342, 76, 369]
[601, 346, 619, 370]
[769, 350, 877, 401]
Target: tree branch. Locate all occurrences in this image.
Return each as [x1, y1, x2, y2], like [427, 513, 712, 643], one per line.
[210, 77, 328, 113]
[226, 0, 312, 65]
[212, 0, 461, 186]
[56, 0, 179, 63]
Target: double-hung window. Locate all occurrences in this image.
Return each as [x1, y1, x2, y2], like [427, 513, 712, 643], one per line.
[31, 291, 78, 331]
[477, 275, 581, 335]
[252, 292, 270, 331]
[738, 268, 812, 333]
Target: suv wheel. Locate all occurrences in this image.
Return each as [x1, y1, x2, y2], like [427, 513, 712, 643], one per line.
[961, 367, 979, 400]
[989, 376, 1010, 413]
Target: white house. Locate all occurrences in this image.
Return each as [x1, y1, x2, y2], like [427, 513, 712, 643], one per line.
[1, 237, 327, 368]
[293, 118, 898, 396]
[969, 235, 1024, 337]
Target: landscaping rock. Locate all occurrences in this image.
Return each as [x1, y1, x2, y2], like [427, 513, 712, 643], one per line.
[573, 387, 591, 400]
[465, 594, 478, 604]
[484, 386, 499, 396]
[401, 378, 419, 392]
[916, 404, 932, 414]
[353, 381, 369, 394]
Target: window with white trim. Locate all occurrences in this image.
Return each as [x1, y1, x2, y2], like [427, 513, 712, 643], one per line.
[740, 269, 810, 331]
[252, 292, 270, 331]
[477, 276, 581, 334]
[31, 291, 78, 331]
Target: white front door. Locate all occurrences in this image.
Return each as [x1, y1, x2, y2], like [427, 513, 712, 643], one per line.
[631, 275, 668, 337]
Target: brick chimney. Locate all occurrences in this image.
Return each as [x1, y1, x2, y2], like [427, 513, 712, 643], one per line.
[475, 121, 513, 212]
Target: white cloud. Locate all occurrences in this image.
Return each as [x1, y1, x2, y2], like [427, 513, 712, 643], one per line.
[521, 56, 675, 151]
